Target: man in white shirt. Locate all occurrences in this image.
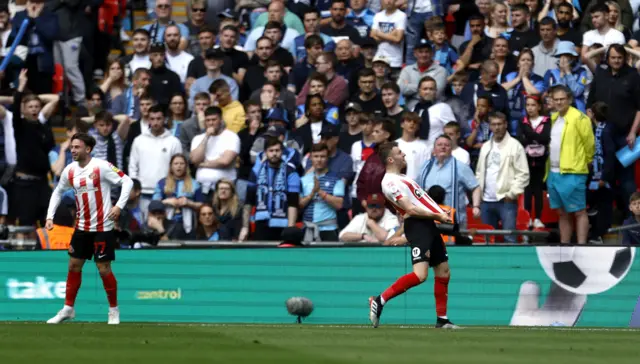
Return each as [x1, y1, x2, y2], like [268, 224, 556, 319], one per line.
[339, 193, 399, 242]
[581, 3, 626, 60]
[164, 24, 194, 84]
[396, 111, 430, 180]
[370, 0, 406, 70]
[444, 121, 470, 165]
[190, 106, 240, 195]
[121, 29, 152, 77]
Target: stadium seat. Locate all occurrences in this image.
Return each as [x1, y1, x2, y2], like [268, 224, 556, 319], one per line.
[467, 223, 496, 244]
[52, 63, 64, 94]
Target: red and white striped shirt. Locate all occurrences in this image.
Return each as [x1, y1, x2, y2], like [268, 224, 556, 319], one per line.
[381, 173, 445, 216]
[47, 158, 133, 232]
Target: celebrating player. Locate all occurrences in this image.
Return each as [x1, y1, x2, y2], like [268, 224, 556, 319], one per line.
[370, 141, 458, 329]
[46, 133, 133, 325]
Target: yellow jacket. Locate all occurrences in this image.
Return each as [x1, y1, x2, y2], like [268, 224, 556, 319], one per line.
[222, 100, 247, 134]
[547, 106, 595, 178]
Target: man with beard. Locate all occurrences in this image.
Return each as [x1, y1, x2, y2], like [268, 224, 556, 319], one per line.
[242, 37, 277, 101]
[121, 29, 151, 76]
[147, 42, 182, 106]
[320, 0, 362, 47]
[349, 68, 384, 115]
[164, 24, 194, 84]
[555, 2, 582, 53]
[507, 4, 540, 55]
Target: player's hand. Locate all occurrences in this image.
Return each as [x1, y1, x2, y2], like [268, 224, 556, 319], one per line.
[107, 206, 121, 221]
[238, 227, 249, 241]
[45, 219, 54, 230]
[510, 281, 586, 326]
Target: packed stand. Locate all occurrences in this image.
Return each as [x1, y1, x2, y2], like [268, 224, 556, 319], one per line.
[2, 0, 640, 248]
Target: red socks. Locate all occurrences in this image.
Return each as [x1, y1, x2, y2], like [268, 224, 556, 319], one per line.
[65, 271, 82, 307]
[101, 272, 118, 308]
[381, 272, 422, 304]
[434, 276, 450, 317]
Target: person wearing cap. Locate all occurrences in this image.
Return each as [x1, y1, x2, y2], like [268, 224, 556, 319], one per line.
[360, 36, 378, 68]
[184, 27, 235, 92]
[543, 41, 588, 112]
[188, 48, 239, 109]
[292, 9, 336, 62]
[372, 55, 391, 90]
[349, 68, 385, 115]
[250, 0, 306, 35]
[370, 0, 407, 72]
[183, 0, 210, 56]
[147, 42, 182, 107]
[142, 0, 190, 49]
[299, 143, 346, 241]
[251, 107, 303, 169]
[339, 102, 364, 153]
[339, 193, 399, 243]
[164, 24, 195, 84]
[346, 0, 375, 39]
[397, 38, 448, 109]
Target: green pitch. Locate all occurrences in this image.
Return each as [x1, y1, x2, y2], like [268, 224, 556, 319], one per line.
[0, 323, 638, 364]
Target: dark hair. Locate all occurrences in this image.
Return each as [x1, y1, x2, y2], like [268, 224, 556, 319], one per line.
[378, 141, 398, 166]
[401, 111, 421, 123]
[304, 8, 321, 19]
[204, 106, 223, 117]
[256, 36, 273, 47]
[0, 4, 8, 13]
[94, 110, 114, 124]
[517, 48, 535, 67]
[317, 51, 336, 67]
[195, 203, 221, 239]
[488, 111, 508, 122]
[140, 93, 155, 103]
[71, 132, 97, 151]
[444, 121, 460, 132]
[468, 14, 485, 23]
[305, 94, 325, 117]
[131, 178, 142, 191]
[311, 143, 329, 154]
[308, 72, 328, 86]
[381, 81, 400, 94]
[550, 84, 574, 101]
[428, 185, 446, 205]
[477, 95, 494, 108]
[198, 26, 216, 35]
[264, 135, 283, 150]
[511, 3, 530, 14]
[418, 75, 437, 89]
[87, 87, 105, 102]
[169, 93, 188, 120]
[148, 104, 166, 116]
[358, 67, 376, 80]
[373, 117, 396, 141]
[194, 92, 210, 102]
[331, 0, 348, 7]
[265, 21, 283, 31]
[539, 16, 557, 28]
[265, 59, 282, 70]
[209, 79, 230, 94]
[304, 34, 324, 49]
[132, 28, 151, 38]
[590, 2, 610, 14]
[607, 43, 627, 61]
[133, 68, 151, 80]
[244, 99, 261, 110]
[590, 101, 608, 122]
[220, 25, 238, 35]
[263, 80, 282, 93]
[556, 2, 573, 12]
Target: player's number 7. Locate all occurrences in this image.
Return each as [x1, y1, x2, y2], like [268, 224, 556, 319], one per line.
[94, 241, 106, 254]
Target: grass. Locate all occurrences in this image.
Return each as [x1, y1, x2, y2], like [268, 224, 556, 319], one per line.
[0, 323, 638, 364]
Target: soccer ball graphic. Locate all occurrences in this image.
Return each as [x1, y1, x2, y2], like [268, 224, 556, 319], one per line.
[536, 246, 636, 295]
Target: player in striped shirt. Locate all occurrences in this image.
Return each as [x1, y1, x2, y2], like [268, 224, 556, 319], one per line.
[45, 133, 134, 325]
[369, 141, 459, 329]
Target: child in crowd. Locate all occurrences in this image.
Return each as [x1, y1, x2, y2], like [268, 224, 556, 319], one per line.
[464, 95, 493, 169]
[429, 21, 459, 75]
[622, 192, 640, 245]
[443, 121, 471, 166]
[450, 71, 469, 96]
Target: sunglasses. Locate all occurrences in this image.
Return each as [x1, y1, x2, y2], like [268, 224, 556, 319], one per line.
[367, 204, 383, 209]
[192, 8, 206, 12]
[157, 4, 170, 9]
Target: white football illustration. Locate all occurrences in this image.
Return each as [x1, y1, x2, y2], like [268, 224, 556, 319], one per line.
[536, 246, 636, 295]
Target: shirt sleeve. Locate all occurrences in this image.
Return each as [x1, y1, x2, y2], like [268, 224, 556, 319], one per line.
[396, 12, 407, 31]
[371, 14, 380, 31]
[178, 23, 190, 38]
[382, 179, 404, 202]
[333, 179, 345, 197]
[287, 170, 301, 193]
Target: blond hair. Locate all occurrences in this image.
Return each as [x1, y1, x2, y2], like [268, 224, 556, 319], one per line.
[213, 179, 240, 218]
[164, 154, 194, 195]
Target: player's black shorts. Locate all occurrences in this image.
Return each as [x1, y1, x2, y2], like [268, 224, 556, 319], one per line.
[404, 217, 448, 267]
[69, 230, 117, 262]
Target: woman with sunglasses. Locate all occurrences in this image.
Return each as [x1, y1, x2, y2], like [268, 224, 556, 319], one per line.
[193, 204, 230, 241]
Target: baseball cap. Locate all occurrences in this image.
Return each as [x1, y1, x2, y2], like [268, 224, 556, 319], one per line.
[372, 55, 390, 66]
[414, 38, 433, 50]
[148, 200, 166, 213]
[149, 42, 166, 53]
[366, 194, 384, 205]
[265, 108, 289, 124]
[319, 124, 339, 138]
[554, 41, 578, 57]
[345, 101, 362, 113]
[205, 48, 225, 59]
[218, 8, 237, 19]
[360, 37, 377, 48]
[265, 125, 286, 137]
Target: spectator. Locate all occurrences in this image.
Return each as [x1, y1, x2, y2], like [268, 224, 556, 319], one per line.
[544, 41, 588, 112]
[555, 2, 582, 51]
[381, 81, 405, 133]
[475, 112, 530, 243]
[185, 27, 234, 93]
[209, 79, 245, 133]
[193, 203, 231, 241]
[396, 111, 430, 180]
[124, 94, 155, 171]
[295, 73, 340, 126]
[356, 117, 395, 209]
[49, 119, 85, 181]
[87, 111, 131, 170]
[153, 154, 205, 239]
[622, 191, 640, 245]
[183, 0, 210, 57]
[372, 55, 391, 90]
[443, 122, 471, 166]
[250, 108, 303, 165]
[339, 193, 399, 243]
[189, 48, 239, 109]
[360, 36, 378, 68]
[289, 34, 323, 93]
[465, 95, 494, 167]
[296, 52, 349, 107]
[398, 39, 448, 109]
[547, 85, 594, 244]
[491, 37, 518, 83]
[251, 63, 297, 117]
[532, 17, 560, 77]
[110, 68, 151, 120]
[212, 179, 243, 240]
[242, 37, 277, 100]
[587, 44, 640, 212]
[244, 137, 301, 241]
[458, 14, 493, 80]
[294, 8, 335, 62]
[370, 0, 406, 72]
[581, 2, 626, 51]
[503, 48, 545, 134]
[295, 94, 334, 154]
[100, 59, 127, 111]
[581, 0, 633, 32]
[430, 21, 459, 75]
[350, 112, 376, 214]
[335, 39, 360, 86]
[179, 92, 210, 161]
[417, 135, 481, 229]
[300, 143, 345, 241]
[190, 106, 240, 195]
[346, 0, 375, 39]
[339, 102, 364, 153]
[50, 0, 85, 105]
[148, 42, 183, 106]
[251, 0, 305, 35]
[460, 60, 510, 125]
[165, 24, 195, 84]
[143, 0, 189, 48]
[9, 0, 58, 94]
[412, 76, 457, 143]
[118, 178, 145, 238]
[167, 93, 189, 137]
[145, 200, 175, 242]
[245, 4, 301, 55]
[587, 101, 616, 243]
[9, 70, 57, 233]
[605, 1, 631, 41]
[256, 22, 296, 71]
[349, 68, 385, 115]
[121, 29, 152, 76]
[518, 95, 551, 229]
[129, 105, 183, 212]
[216, 25, 250, 86]
[321, 0, 363, 46]
[508, 3, 541, 55]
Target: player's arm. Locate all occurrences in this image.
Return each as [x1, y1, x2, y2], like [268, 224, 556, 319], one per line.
[103, 162, 134, 218]
[45, 166, 72, 228]
[396, 196, 450, 222]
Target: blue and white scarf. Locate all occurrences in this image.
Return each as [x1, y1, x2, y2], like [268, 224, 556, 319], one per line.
[255, 161, 289, 227]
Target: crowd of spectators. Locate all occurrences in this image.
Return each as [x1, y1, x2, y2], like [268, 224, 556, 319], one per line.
[3, 0, 640, 246]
